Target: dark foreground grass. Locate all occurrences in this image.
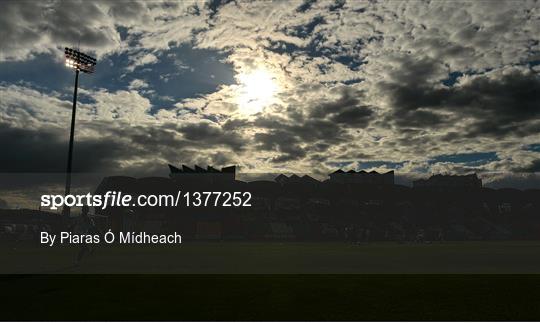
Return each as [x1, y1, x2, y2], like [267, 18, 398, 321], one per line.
[5, 241, 540, 273]
[2, 275, 540, 321]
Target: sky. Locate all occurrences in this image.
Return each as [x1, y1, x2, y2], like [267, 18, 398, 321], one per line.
[0, 0, 539, 191]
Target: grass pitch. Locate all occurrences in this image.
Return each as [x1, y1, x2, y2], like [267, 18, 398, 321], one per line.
[2, 241, 540, 320]
[2, 274, 540, 320]
[3, 241, 540, 274]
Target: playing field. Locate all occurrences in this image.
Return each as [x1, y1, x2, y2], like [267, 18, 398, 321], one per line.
[2, 274, 540, 320]
[3, 241, 540, 320]
[3, 240, 540, 274]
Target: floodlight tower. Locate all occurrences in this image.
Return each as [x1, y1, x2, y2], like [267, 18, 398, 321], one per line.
[62, 47, 97, 217]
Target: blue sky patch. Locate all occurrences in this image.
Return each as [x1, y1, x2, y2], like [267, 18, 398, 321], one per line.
[0, 45, 235, 112]
[357, 160, 405, 170]
[430, 152, 499, 166]
[524, 143, 540, 152]
[442, 71, 463, 87]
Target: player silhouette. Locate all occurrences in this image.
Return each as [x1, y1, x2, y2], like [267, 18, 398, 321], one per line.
[74, 205, 99, 265]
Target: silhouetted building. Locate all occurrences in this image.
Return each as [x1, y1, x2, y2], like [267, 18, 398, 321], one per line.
[413, 173, 482, 189]
[85, 165, 540, 242]
[275, 174, 320, 185]
[328, 169, 394, 185]
[168, 164, 236, 184]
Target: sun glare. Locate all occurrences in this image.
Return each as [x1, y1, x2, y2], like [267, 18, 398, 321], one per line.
[236, 69, 278, 115]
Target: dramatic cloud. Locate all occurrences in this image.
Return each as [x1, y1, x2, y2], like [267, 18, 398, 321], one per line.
[0, 0, 539, 193]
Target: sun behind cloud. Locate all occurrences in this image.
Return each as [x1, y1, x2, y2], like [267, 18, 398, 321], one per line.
[235, 68, 279, 115]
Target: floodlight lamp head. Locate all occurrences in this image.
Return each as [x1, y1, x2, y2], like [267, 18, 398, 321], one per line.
[64, 47, 97, 74]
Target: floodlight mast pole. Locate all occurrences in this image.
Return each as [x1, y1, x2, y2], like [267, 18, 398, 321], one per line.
[62, 47, 96, 217]
[62, 68, 79, 217]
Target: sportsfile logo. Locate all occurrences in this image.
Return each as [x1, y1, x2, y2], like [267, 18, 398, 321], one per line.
[40, 190, 252, 210]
